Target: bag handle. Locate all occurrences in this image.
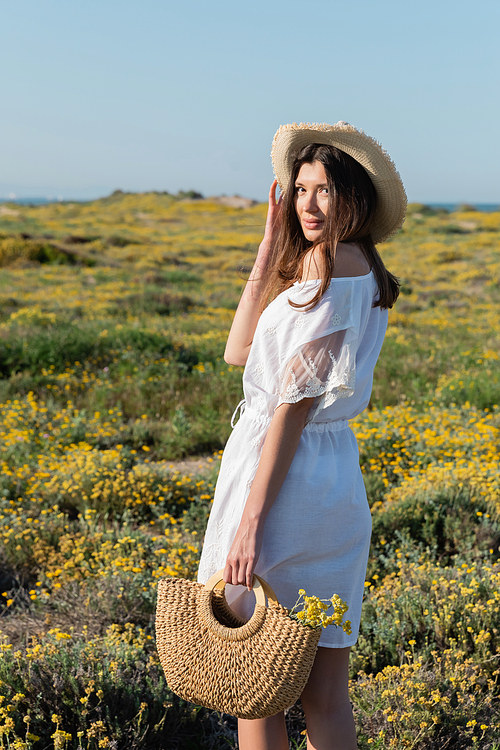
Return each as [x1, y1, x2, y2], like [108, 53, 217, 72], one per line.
[204, 569, 280, 609]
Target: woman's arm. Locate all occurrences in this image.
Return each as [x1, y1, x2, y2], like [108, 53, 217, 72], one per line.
[223, 396, 314, 589]
[224, 180, 282, 366]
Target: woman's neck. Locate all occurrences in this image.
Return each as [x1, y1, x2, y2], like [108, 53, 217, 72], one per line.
[299, 242, 370, 282]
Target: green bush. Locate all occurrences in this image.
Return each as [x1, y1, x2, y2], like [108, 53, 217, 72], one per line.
[107, 291, 196, 316]
[0, 237, 73, 267]
[0, 322, 198, 378]
[0, 625, 228, 750]
[353, 557, 500, 675]
[370, 486, 500, 569]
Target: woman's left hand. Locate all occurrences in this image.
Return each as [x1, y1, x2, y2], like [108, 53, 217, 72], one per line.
[223, 400, 314, 592]
[223, 519, 264, 590]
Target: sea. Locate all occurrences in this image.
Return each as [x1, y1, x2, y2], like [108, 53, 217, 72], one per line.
[427, 203, 499, 213]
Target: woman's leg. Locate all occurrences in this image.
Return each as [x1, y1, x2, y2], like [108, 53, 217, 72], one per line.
[300, 646, 357, 750]
[237, 712, 288, 750]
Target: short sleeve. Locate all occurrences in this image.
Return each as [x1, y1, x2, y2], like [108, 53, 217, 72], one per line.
[276, 280, 360, 416]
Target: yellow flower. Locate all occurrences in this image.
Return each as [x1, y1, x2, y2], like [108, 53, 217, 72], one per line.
[288, 588, 350, 632]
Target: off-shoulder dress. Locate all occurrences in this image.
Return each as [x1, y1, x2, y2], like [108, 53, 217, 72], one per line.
[197, 270, 387, 647]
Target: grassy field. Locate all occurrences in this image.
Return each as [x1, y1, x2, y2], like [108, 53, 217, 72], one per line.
[0, 193, 499, 749]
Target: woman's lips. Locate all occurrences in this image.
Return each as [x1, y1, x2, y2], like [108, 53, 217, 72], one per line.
[303, 219, 323, 229]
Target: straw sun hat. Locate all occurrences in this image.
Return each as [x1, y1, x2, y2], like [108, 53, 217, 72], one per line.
[271, 121, 407, 244]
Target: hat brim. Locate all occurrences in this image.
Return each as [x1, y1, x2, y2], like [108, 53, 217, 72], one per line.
[271, 122, 407, 244]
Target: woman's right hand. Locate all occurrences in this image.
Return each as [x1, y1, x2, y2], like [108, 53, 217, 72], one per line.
[258, 179, 283, 262]
[223, 180, 282, 366]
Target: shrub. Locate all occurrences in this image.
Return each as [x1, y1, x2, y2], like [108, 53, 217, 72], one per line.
[0, 625, 223, 749]
[108, 291, 196, 316]
[0, 322, 197, 378]
[354, 558, 500, 674]
[0, 237, 72, 267]
[351, 646, 500, 749]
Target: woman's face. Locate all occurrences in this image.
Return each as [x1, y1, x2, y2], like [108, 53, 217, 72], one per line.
[294, 160, 329, 241]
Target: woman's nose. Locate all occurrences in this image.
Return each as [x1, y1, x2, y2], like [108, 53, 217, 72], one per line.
[303, 193, 318, 214]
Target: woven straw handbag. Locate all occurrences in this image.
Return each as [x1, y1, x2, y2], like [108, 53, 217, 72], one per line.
[155, 569, 322, 719]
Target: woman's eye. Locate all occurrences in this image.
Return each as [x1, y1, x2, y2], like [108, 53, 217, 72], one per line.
[320, 187, 328, 195]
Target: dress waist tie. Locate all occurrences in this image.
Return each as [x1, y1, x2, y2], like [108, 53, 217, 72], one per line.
[230, 399, 246, 428]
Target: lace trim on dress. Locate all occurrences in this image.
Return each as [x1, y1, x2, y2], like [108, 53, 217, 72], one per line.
[281, 351, 336, 403]
[277, 342, 356, 410]
[323, 366, 356, 407]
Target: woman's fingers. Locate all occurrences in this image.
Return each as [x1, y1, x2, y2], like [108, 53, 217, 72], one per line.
[224, 521, 262, 590]
[222, 560, 233, 585]
[262, 179, 282, 240]
[269, 179, 283, 211]
[245, 564, 254, 591]
[224, 560, 241, 587]
[223, 559, 255, 590]
[269, 179, 278, 205]
[223, 558, 239, 586]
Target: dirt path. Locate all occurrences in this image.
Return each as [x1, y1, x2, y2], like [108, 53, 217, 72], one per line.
[159, 454, 218, 476]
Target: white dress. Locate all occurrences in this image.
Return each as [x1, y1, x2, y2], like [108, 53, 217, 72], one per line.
[197, 270, 387, 647]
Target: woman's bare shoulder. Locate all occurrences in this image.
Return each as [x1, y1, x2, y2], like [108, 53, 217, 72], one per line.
[298, 242, 371, 282]
[332, 242, 371, 278]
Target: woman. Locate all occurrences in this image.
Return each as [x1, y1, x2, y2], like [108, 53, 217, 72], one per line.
[197, 121, 407, 750]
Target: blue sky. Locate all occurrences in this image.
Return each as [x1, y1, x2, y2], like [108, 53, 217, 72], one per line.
[1, 0, 498, 203]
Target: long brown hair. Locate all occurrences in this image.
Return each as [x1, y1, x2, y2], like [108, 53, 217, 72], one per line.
[262, 143, 400, 310]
